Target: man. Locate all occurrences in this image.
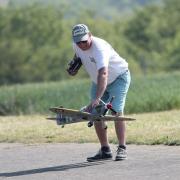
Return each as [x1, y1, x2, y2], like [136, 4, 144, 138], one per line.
[67, 24, 131, 161]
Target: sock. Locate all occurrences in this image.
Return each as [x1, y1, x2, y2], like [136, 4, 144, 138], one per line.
[101, 146, 111, 152]
[119, 145, 126, 150]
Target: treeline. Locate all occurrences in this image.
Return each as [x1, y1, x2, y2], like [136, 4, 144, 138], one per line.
[9, 0, 161, 19]
[0, 0, 179, 85]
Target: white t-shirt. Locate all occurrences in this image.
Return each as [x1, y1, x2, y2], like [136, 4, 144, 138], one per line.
[73, 36, 128, 84]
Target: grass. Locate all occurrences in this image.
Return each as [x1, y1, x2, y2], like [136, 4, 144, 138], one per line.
[0, 71, 180, 115]
[126, 71, 180, 113]
[0, 109, 180, 145]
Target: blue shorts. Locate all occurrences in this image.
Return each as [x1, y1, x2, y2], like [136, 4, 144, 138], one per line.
[90, 70, 131, 113]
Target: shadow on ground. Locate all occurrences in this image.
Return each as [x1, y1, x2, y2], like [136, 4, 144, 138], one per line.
[0, 160, 109, 177]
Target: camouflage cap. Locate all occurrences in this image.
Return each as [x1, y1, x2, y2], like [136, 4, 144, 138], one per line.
[72, 24, 90, 43]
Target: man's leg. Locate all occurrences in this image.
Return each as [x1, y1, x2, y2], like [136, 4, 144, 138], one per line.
[94, 121, 109, 147]
[94, 111, 126, 148]
[114, 114, 126, 146]
[113, 112, 126, 145]
[90, 82, 110, 147]
[87, 121, 112, 162]
[87, 83, 112, 161]
[107, 70, 131, 160]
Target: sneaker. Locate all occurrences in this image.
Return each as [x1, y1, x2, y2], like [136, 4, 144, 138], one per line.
[87, 146, 112, 162]
[115, 146, 127, 161]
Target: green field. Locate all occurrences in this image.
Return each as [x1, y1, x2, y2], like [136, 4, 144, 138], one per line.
[0, 110, 180, 145]
[0, 72, 180, 115]
[0, 72, 180, 145]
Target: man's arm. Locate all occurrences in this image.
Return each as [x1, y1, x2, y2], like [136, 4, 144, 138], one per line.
[92, 66, 108, 107]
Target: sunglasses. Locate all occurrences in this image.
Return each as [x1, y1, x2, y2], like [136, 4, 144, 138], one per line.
[76, 40, 88, 45]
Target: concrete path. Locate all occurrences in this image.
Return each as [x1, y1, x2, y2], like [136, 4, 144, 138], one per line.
[0, 143, 180, 180]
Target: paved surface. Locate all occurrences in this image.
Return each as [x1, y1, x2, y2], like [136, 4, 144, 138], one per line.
[0, 143, 180, 180]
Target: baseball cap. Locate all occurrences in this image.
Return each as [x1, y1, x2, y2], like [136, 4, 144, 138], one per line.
[72, 24, 90, 43]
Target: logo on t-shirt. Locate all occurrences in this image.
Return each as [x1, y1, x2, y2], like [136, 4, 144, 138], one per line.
[89, 57, 96, 64]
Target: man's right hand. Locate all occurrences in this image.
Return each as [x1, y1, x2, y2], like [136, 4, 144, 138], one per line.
[85, 98, 100, 113]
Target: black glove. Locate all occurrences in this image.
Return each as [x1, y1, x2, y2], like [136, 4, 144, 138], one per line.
[67, 57, 82, 76]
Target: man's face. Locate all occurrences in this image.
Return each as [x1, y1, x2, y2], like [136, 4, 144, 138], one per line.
[76, 34, 92, 51]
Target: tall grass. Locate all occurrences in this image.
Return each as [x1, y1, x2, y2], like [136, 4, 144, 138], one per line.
[0, 72, 180, 115]
[126, 71, 180, 113]
[0, 79, 91, 115]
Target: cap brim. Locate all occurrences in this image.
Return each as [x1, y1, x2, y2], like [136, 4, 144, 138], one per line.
[73, 34, 89, 43]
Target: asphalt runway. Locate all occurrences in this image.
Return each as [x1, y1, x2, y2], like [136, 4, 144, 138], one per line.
[0, 143, 180, 180]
